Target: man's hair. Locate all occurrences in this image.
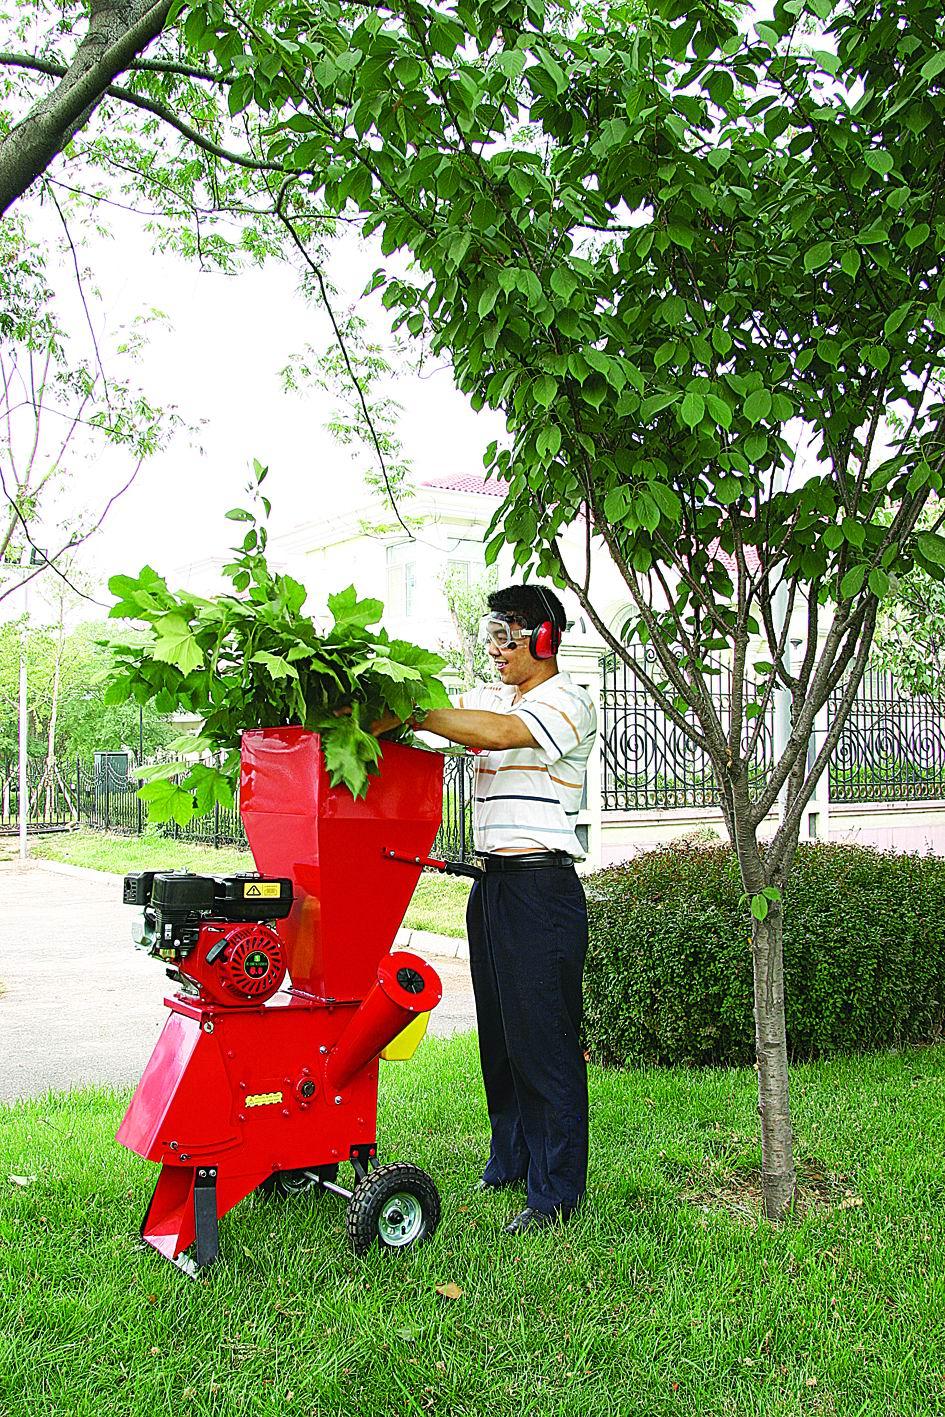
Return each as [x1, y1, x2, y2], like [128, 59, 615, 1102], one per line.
[487, 584, 566, 633]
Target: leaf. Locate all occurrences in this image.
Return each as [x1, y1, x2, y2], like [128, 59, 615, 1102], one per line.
[864, 149, 894, 176]
[321, 715, 382, 798]
[711, 327, 733, 357]
[917, 532, 945, 566]
[604, 486, 630, 520]
[905, 223, 930, 251]
[680, 391, 705, 429]
[369, 656, 423, 683]
[151, 615, 203, 675]
[840, 564, 867, 598]
[328, 586, 384, 630]
[744, 389, 772, 424]
[648, 482, 682, 522]
[477, 286, 498, 318]
[840, 248, 861, 278]
[641, 392, 677, 420]
[550, 267, 578, 301]
[435, 1282, 463, 1300]
[868, 569, 890, 598]
[803, 242, 832, 272]
[750, 894, 769, 921]
[135, 779, 196, 827]
[883, 303, 912, 339]
[705, 394, 732, 430]
[533, 375, 558, 408]
[537, 425, 562, 459]
[251, 651, 298, 681]
[920, 51, 945, 83]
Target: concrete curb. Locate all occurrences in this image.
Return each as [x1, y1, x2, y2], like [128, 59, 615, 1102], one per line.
[25, 858, 469, 961]
[394, 926, 469, 961]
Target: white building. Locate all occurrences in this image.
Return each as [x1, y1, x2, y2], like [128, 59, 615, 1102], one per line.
[266, 472, 630, 654]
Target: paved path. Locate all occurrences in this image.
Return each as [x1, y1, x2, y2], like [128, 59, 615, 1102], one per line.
[0, 860, 476, 1104]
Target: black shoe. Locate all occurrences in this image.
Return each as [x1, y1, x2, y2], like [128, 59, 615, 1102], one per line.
[503, 1206, 555, 1234]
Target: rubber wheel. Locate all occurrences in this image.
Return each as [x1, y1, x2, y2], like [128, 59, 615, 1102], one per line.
[346, 1163, 441, 1254]
[258, 1163, 339, 1200]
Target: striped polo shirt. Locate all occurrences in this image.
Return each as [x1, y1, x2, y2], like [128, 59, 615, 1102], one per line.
[458, 673, 597, 858]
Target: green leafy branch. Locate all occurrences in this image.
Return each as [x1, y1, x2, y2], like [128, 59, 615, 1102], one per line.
[103, 463, 449, 825]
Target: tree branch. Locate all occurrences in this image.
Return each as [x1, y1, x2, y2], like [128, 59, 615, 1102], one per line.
[0, 0, 173, 214]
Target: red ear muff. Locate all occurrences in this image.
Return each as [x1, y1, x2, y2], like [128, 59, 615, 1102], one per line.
[530, 620, 562, 660]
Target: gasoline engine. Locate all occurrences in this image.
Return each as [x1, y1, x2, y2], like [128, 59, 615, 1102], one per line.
[125, 869, 292, 1007]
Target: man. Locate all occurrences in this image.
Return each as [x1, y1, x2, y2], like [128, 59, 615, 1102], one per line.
[377, 584, 597, 1232]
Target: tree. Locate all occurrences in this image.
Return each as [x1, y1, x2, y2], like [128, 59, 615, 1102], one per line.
[0, 617, 175, 762]
[439, 562, 496, 688]
[0, 216, 172, 602]
[170, 0, 942, 1219]
[7, 0, 945, 1218]
[872, 498, 945, 696]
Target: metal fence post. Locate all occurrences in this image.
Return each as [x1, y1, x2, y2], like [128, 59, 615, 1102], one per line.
[457, 758, 467, 862]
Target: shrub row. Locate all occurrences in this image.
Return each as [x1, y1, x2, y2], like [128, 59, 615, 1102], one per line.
[582, 842, 945, 1068]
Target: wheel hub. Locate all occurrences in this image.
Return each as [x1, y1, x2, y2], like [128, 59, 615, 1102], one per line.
[378, 1192, 424, 1246]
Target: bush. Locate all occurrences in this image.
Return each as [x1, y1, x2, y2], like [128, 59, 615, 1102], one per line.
[583, 842, 945, 1068]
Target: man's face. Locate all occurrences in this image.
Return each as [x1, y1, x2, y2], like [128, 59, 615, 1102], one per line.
[483, 617, 533, 685]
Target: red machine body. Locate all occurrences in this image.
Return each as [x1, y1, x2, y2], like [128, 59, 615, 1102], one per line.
[117, 731, 445, 1268]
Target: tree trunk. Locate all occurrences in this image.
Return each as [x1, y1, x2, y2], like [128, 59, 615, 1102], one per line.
[751, 904, 796, 1219]
[0, 0, 171, 214]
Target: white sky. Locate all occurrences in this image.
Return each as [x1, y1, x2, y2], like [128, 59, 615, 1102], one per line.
[10, 206, 504, 625]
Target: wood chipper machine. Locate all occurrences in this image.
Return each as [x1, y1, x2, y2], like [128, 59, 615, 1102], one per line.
[117, 728, 473, 1274]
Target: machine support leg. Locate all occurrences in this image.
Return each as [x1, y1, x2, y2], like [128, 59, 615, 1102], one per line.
[193, 1167, 219, 1269]
[350, 1144, 378, 1181]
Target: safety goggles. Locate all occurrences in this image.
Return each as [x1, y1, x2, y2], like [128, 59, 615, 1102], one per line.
[478, 615, 533, 650]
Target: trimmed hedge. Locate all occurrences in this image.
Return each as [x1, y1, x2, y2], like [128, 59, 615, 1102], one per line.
[583, 842, 945, 1068]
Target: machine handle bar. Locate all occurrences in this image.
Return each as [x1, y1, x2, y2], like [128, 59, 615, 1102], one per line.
[381, 848, 483, 881]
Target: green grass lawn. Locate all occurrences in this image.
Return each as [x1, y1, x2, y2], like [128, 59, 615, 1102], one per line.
[27, 831, 471, 938]
[3, 1038, 945, 1416]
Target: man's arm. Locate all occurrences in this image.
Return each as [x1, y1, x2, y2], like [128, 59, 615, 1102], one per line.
[373, 707, 540, 752]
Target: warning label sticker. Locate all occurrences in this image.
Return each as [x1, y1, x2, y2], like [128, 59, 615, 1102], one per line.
[243, 881, 281, 898]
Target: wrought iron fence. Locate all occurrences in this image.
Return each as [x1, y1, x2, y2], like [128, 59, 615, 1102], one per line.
[74, 756, 248, 847]
[437, 753, 475, 861]
[601, 653, 774, 812]
[602, 654, 945, 812]
[29, 748, 475, 860]
[828, 670, 945, 803]
[0, 756, 77, 834]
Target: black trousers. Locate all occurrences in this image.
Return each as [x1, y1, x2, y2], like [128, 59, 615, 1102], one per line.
[466, 865, 589, 1217]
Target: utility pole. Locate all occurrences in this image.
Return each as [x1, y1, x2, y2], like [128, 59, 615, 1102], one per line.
[18, 602, 27, 859]
[2, 547, 44, 860]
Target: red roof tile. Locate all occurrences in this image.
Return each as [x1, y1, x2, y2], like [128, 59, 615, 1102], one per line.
[421, 474, 506, 498]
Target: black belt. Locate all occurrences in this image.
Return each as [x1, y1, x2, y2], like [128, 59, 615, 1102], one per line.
[479, 851, 575, 873]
